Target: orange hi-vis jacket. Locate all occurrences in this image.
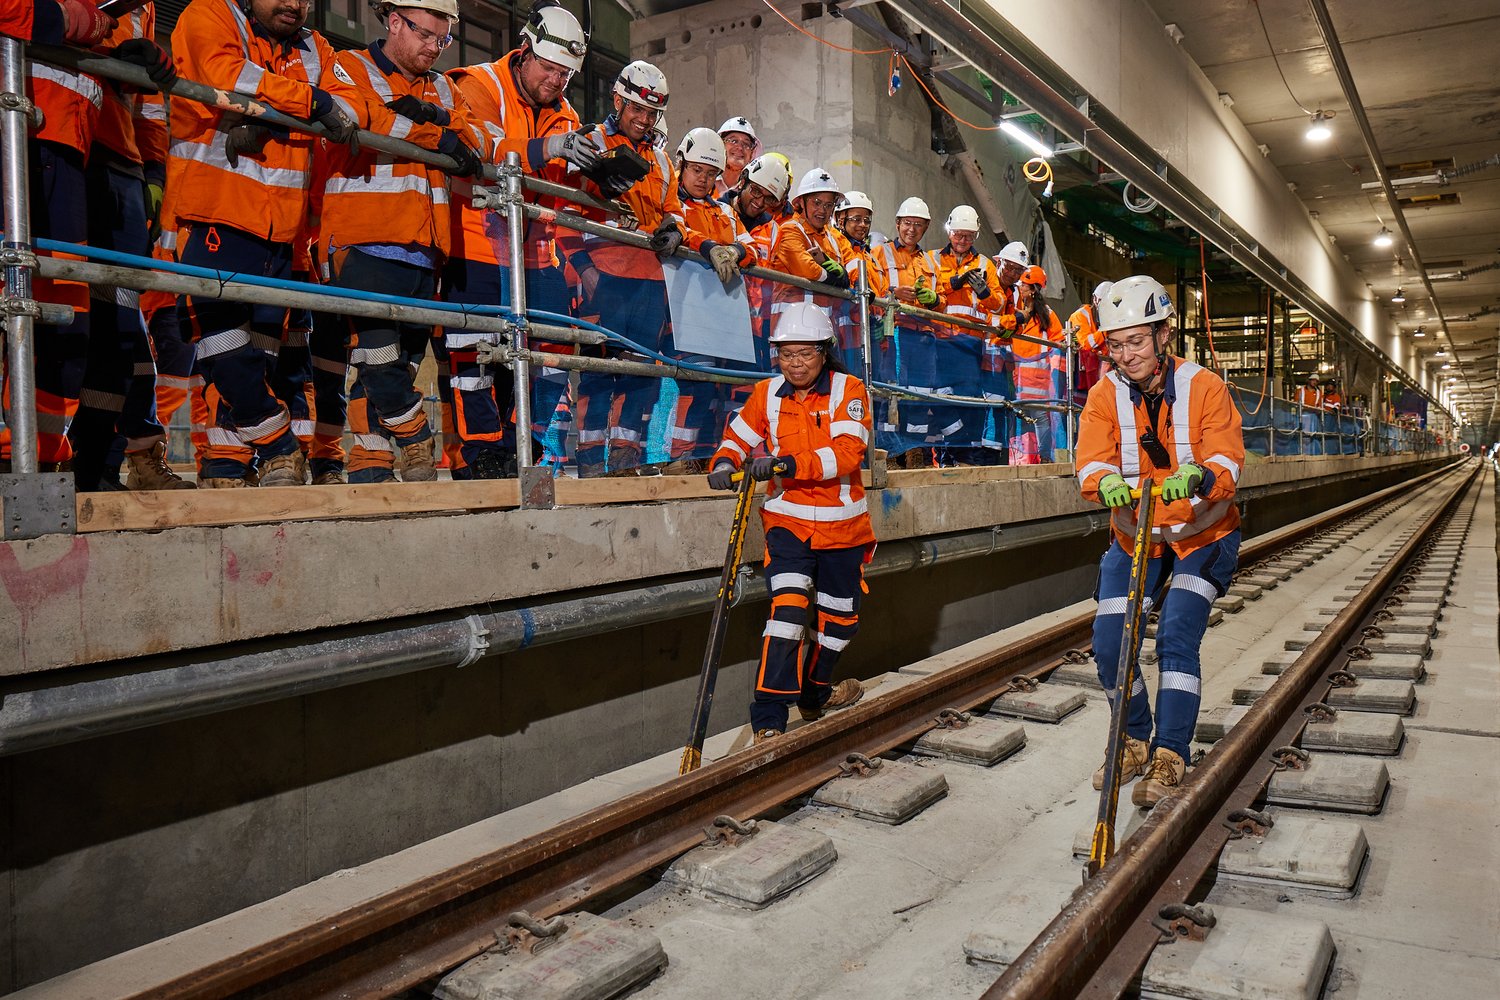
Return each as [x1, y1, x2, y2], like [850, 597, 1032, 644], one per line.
[769, 216, 848, 315]
[680, 191, 753, 257]
[746, 216, 780, 264]
[930, 246, 1003, 336]
[872, 241, 936, 330]
[1069, 303, 1104, 353]
[829, 228, 886, 299]
[1322, 391, 1343, 411]
[560, 118, 683, 280]
[94, 6, 167, 171]
[447, 49, 578, 268]
[1009, 307, 1066, 392]
[712, 370, 877, 550]
[319, 42, 484, 258]
[1076, 356, 1244, 558]
[1296, 385, 1324, 410]
[27, 11, 102, 155]
[166, 0, 362, 243]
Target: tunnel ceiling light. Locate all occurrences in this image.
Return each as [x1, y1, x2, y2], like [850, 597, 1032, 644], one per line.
[1442, 363, 1452, 369]
[1373, 227, 1394, 248]
[1391, 288, 1406, 304]
[1305, 110, 1335, 142]
[999, 121, 1053, 159]
[1412, 327, 1426, 337]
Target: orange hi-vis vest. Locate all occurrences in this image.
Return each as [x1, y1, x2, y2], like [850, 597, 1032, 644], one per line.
[1297, 385, 1324, 410]
[873, 241, 936, 330]
[712, 370, 877, 550]
[319, 42, 483, 258]
[166, 0, 362, 243]
[561, 119, 683, 281]
[769, 216, 847, 315]
[94, 6, 167, 170]
[1069, 303, 1104, 353]
[1010, 308, 1066, 391]
[447, 49, 579, 268]
[930, 246, 1002, 336]
[1076, 357, 1244, 558]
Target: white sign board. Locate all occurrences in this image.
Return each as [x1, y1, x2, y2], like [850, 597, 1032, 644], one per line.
[662, 257, 758, 364]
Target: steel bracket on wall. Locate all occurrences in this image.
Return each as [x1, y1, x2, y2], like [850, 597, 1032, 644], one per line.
[0, 472, 75, 540]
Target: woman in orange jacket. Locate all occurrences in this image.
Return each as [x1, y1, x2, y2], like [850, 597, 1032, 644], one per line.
[1075, 275, 1244, 807]
[708, 302, 874, 743]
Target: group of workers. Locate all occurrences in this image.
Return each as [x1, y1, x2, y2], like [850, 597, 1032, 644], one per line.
[5, 0, 1107, 489]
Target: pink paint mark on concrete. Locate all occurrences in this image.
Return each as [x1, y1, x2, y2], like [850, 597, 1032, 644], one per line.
[224, 548, 241, 583]
[0, 537, 91, 667]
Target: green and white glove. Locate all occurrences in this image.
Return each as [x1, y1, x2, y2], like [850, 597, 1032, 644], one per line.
[914, 277, 938, 307]
[1161, 463, 1204, 502]
[1098, 473, 1133, 509]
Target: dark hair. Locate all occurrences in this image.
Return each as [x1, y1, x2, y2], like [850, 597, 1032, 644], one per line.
[823, 343, 850, 374]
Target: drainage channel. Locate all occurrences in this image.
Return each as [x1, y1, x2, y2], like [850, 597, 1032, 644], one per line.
[20, 462, 1481, 1000]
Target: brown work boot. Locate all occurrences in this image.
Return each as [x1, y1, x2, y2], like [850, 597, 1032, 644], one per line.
[661, 458, 706, 475]
[124, 442, 196, 490]
[752, 728, 783, 746]
[1092, 736, 1152, 791]
[311, 469, 347, 486]
[200, 476, 249, 488]
[258, 450, 307, 487]
[398, 438, 438, 482]
[1132, 748, 1187, 808]
[798, 678, 865, 722]
[606, 445, 640, 477]
[575, 462, 606, 478]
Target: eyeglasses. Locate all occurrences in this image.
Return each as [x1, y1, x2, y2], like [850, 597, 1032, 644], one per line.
[777, 347, 823, 363]
[394, 11, 453, 51]
[1105, 334, 1157, 356]
[805, 196, 840, 212]
[722, 135, 756, 151]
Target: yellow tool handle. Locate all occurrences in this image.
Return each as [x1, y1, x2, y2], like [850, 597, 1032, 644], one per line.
[1130, 485, 1164, 499]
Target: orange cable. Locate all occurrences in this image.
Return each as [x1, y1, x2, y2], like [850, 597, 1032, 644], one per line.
[758, 0, 891, 56]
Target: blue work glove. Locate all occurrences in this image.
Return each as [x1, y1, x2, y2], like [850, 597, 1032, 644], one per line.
[1098, 473, 1133, 509]
[1161, 463, 1204, 502]
[707, 464, 736, 491]
[748, 455, 795, 481]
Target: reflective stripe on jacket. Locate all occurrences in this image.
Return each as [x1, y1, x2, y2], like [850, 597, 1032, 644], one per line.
[94, 6, 166, 168]
[559, 118, 683, 280]
[1075, 356, 1244, 557]
[712, 370, 876, 550]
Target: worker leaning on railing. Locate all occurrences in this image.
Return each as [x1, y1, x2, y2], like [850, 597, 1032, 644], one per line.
[928, 205, 1004, 465]
[1076, 275, 1245, 807]
[1007, 264, 1067, 463]
[871, 197, 940, 464]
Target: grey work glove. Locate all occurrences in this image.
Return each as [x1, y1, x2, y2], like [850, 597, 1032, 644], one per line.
[545, 128, 603, 171]
[385, 95, 449, 126]
[702, 241, 743, 286]
[650, 219, 684, 260]
[748, 455, 795, 481]
[966, 269, 990, 298]
[707, 464, 736, 491]
[224, 122, 283, 167]
[310, 87, 361, 154]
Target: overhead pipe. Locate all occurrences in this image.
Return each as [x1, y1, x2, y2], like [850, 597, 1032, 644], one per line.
[0, 513, 1112, 756]
[881, 0, 1451, 419]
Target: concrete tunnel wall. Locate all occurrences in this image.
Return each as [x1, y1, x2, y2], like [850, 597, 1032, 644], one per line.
[0, 461, 1441, 990]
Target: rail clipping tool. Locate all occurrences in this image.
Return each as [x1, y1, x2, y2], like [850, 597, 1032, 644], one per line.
[583, 144, 652, 191]
[679, 469, 759, 774]
[1087, 484, 1162, 875]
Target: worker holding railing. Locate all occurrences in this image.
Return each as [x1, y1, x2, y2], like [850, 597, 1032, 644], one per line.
[870, 197, 939, 464]
[1076, 275, 1244, 806]
[1006, 265, 1066, 464]
[930, 205, 1003, 465]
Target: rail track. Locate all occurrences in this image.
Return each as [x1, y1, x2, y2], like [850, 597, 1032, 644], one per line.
[71, 459, 1483, 999]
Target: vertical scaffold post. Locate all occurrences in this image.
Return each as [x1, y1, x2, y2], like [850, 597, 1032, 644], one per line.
[1063, 337, 1076, 460]
[855, 259, 874, 473]
[502, 151, 552, 506]
[1, 35, 37, 473]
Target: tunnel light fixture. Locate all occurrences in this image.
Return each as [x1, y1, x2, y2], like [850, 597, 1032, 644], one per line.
[1305, 110, 1334, 142]
[1372, 227, 1393, 248]
[1000, 121, 1053, 159]
[1412, 327, 1426, 337]
[1442, 363, 1452, 370]
[1391, 288, 1406, 304]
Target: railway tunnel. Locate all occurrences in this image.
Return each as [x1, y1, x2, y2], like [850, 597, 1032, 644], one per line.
[1, 0, 1497, 997]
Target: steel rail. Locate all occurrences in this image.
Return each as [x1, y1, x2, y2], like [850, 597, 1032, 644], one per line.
[985, 460, 1480, 999]
[115, 463, 1467, 999]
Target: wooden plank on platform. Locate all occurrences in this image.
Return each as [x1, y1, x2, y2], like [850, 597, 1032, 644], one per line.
[75, 479, 522, 532]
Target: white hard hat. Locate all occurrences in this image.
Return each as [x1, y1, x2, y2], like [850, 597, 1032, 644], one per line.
[996, 241, 1029, 267]
[794, 167, 841, 200]
[945, 204, 981, 235]
[676, 126, 726, 170]
[614, 60, 669, 110]
[1091, 280, 1113, 304]
[838, 191, 874, 214]
[649, 113, 668, 149]
[717, 115, 758, 142]
[520, 5, 586, 73]
[1097, 274, 1176, 333]
[895, 196, 931, 221]
[741, 154, 791, 201]
[381, 0, 459, 20]
[770, 302, 836, 344]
